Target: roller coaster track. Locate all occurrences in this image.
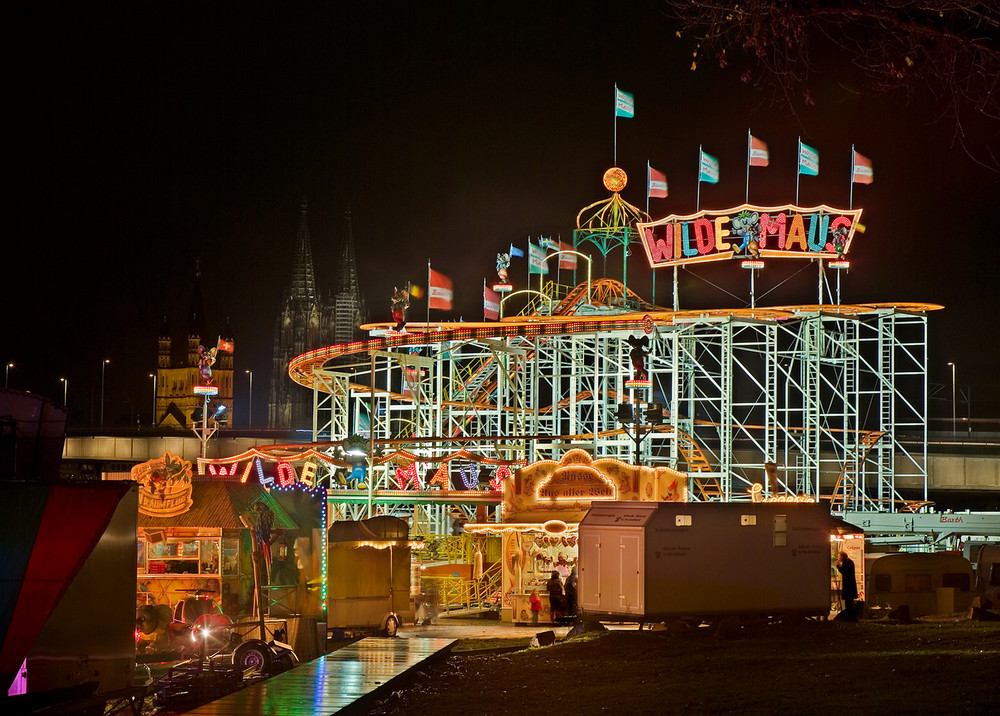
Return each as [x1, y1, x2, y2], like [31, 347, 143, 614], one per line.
[289, 292, 942, 501]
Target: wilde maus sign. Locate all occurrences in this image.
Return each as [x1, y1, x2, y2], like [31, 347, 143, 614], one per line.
[637, 203, 864, 269]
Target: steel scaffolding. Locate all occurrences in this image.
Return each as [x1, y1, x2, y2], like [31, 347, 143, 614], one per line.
[289, 284, 938, 524]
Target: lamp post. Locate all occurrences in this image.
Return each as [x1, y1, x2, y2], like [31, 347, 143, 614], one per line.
[149, 373, 157, 426]
[245, 369, 253, 428]
[60, 377, 67, 407]
[100, 359, 110, 427]
[5, 362, 12, 388]
[947, 362, 956, 437]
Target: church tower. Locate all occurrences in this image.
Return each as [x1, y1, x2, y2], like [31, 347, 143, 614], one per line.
[333, 205, 367, 347]
[268, 200, 329, 429]
[155, 266, 233, 428]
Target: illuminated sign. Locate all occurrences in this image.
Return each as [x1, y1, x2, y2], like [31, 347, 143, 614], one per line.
[750, 483, 815, 503]
[637, 204, 863, 269]
[535, 452, 617, 502]
[132, 451, 194, 517]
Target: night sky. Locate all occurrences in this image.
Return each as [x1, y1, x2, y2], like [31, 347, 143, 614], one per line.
[6, 3, 998, 428]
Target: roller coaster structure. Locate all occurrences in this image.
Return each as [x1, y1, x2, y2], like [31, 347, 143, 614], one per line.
[284, 277, 941, 534]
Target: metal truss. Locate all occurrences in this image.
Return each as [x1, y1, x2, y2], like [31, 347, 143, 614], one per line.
[298, 292, 932, 526]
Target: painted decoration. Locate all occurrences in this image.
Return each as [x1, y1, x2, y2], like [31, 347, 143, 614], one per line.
[132, 451, 194, 517]
[637, 204, 863, 269]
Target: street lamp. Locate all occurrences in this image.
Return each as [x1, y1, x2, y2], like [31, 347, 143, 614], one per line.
[245, 370, 253, 428]
[5, 362, 12, 388]
[947, 362, 956, 437]
[149, 373, 157, 426]
[100, 359, 110, 427]
[60, 377, 68, 407]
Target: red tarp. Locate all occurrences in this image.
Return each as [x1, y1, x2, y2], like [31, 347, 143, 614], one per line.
[0, 482, 133, 684]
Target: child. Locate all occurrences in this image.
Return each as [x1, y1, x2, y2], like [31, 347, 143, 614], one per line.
[530, 588, 542, 625]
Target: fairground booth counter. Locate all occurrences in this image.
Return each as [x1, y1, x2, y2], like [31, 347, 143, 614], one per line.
[129, 451, 325, 620]
[465, 449, 687, 623]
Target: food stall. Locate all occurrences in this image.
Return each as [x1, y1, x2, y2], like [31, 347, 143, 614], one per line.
[132, 451, 298, 618]
[464, 449, 686, 623]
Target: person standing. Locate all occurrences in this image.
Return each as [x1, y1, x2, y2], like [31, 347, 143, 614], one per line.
[530, 588, 542, 625]
[546, 570, 564, 623]
[564, 567, 578, 618]
[836, 551, 858, 620]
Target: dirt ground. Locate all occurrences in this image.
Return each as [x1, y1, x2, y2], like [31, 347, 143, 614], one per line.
[364, 619, 1000, 715]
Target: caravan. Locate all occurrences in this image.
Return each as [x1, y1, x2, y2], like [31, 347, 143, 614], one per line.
[865, 553, 975, 617]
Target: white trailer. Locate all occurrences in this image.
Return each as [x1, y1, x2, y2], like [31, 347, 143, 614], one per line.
[578, 501, 832, 622]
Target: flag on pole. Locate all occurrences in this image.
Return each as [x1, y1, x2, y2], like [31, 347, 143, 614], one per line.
[852, 149, 874, 184]
[538, 236, 558, 250]
[428, 268, 453, 310]
[509, 243, 524, 258]
[698, 150, 719, 184]
[483, 284, 500, 320]
[528, 242, 549, 274]
[558, 241, 577, 270]
[648, 165, 668, 198]
[798, 141, 819, 176]
[748, 134, 769, 167]
[216, 337, 234, 353]
[615, 86, 634, 118]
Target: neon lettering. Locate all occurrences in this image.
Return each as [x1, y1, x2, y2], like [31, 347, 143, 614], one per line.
[785, 214, 807, 250]
[636, 205, 860, 267]
[429, 463, 450, 488]
[644, 227, 671, 263]
[276, 462, 296, 487]
[714, 215, 731, 251]
[300, 461, 317, 487]
[693, 217, 714, 254]
[395, 462, 419, 490]
[750, 483, 815, 503]
[807, 214, 829, 251]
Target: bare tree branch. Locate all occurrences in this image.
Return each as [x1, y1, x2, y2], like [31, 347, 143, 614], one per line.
[668, 1, 1000, 164]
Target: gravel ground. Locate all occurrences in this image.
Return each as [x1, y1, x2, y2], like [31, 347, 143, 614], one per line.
[365, 617, 1000, 715]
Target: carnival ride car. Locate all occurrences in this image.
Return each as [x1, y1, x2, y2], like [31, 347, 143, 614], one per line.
[135, 590, 235, 656]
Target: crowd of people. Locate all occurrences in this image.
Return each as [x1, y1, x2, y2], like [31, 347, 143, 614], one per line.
[528, 567, 578, 625]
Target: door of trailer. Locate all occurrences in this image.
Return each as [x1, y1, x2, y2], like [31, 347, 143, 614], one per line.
[579, 503, 654, 616]
[618, 532, 642, 614]
[579, 530, 602, 612]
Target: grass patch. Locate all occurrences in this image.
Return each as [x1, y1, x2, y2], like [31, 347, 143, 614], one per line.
[367, 621, 1000, 715]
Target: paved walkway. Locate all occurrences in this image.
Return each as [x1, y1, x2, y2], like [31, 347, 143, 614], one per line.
[180, 637, 455, 715]
[397, 616, 573, 642]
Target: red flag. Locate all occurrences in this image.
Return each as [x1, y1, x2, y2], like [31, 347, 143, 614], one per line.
[428, 268, 453, 310]
[749, 134, 769, 167]
[483, 285, 500, 320]
[852, 150, 874, 184]
[558, 241, 577, 270]
[648, 165, 668, 198]
[216, 337, 234, 353]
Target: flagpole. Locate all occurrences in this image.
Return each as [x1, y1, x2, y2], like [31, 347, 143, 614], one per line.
[745, 129, 751, 203]
[646, 160, 651, 217]
[524, 234, 531, 288]
[427, 259, 431, 325]
[647, 161, 655, 307]
[696, 145, 702, 212]
[613, 83, 618, 165]
[850, 144, 855, 210]
[796, 137, 801, 206]
[673, 265, 679, 311]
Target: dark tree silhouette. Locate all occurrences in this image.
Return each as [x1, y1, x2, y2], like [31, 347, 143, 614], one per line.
[668, 1, 1000, 164]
